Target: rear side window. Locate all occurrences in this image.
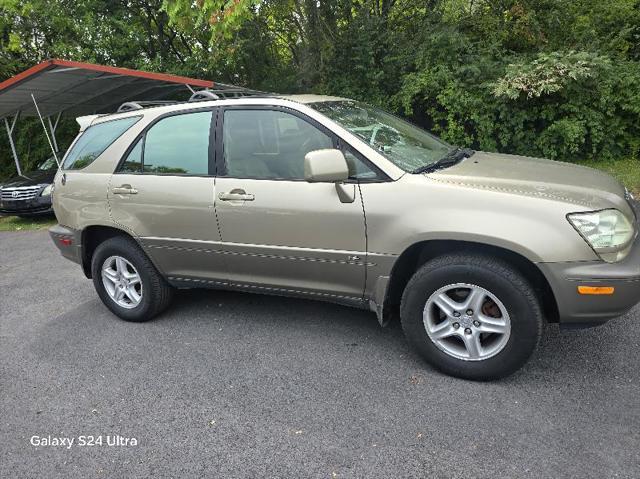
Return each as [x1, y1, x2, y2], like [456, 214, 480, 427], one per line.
[63, 116, 140, 170]
[119, 111, 212, 176]
[121, 139, 143, 173]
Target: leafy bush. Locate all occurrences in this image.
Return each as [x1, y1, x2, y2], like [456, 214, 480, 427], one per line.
[396, 49, 640, 162]
[491, 52, 607, 100]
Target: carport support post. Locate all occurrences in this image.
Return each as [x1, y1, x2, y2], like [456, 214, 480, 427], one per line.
[4, 112, 23, 177]
[31, 94, 59, 167]
[47, 112, 61, 154]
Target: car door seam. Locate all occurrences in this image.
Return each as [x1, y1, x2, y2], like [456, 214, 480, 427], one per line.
[357, 181, 368, 300]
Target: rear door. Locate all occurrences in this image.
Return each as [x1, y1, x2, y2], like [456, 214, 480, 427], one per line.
[108, 108, 226, 281]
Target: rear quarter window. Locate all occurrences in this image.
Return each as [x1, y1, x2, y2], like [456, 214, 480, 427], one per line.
[63, 116, 141, 170]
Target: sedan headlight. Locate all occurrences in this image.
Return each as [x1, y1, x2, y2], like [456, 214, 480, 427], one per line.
[567, 209, 636, 262]
[40, 184, 53, 196]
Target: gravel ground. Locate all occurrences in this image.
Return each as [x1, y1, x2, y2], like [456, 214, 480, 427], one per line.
[1, 230, 639, 478]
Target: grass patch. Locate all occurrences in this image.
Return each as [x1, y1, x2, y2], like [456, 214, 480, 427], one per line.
[0, 215, 56, 232]
[576, 157, 640, 197]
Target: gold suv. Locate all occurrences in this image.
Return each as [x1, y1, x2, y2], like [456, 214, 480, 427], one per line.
[49, 94, 639, 379]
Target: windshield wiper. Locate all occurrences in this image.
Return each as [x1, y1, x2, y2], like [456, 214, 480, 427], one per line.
[412, 147, 475, 174]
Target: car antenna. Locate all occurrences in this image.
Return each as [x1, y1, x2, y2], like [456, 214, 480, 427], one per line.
[31, 93, 60, 168]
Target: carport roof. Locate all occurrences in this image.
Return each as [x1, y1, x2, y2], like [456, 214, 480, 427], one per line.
[0, 59, 217, 119]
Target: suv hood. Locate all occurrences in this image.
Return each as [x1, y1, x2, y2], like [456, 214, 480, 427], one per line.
[428, 151, 632, 214]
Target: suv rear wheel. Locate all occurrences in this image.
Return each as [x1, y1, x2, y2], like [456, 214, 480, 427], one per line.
[91, 236, 174, 322]
[400, 253, 542, 380]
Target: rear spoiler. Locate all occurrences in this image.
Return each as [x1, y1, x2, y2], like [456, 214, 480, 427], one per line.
[76, 114, 102, 132]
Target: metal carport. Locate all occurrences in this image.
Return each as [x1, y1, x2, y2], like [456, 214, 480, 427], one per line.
[0, 59, 242, 175]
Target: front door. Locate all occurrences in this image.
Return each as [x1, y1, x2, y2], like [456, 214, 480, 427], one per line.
[214, 106, 367, 301]
[108, 109, 225, 281]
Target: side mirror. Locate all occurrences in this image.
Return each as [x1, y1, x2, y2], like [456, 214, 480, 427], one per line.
[304, 149, 349, 183]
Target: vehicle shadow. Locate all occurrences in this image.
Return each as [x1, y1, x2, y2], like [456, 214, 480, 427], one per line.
[31, 286, 636, 385]
[165, 287, 631, 383]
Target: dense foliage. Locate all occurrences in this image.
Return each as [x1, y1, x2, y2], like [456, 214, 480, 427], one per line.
[1, 0, 639, 179]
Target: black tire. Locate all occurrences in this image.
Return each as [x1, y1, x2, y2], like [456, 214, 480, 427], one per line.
[91, 235, 174, 322]
[400, 253, 543, 380]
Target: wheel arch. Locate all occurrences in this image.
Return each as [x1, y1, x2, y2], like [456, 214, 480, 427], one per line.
[383, 239, 559, 324]
[81, 225, 143, 279]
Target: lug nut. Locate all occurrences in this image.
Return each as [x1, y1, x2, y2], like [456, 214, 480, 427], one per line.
[453, 322, 460, 329]
[453, 311, 461, 318]
[473, 320, 481, 327]
[466, 309, 474, 316]
[464, 328, 472, 335]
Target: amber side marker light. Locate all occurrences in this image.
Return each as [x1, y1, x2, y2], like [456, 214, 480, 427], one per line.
[578, 286, 615, 295]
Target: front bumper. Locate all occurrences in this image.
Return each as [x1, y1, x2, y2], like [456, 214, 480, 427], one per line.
[539, 211, 640, 326]
[0, 195, 53, 216]
[49, 224, 83, 265]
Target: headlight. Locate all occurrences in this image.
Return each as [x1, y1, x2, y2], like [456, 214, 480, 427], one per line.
[40, 184, 53, 196]
[567, 209, 636, 262]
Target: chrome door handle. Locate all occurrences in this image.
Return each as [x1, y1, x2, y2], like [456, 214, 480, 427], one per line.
[112, 185, 138, 195]
[218, 191, 255, 201]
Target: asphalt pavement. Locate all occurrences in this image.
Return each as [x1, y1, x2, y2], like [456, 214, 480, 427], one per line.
[1, 230, 639, 478]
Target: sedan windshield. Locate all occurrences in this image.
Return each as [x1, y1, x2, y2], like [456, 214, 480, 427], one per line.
[37, 157, 57, 170]
[310, 100, 452, 172]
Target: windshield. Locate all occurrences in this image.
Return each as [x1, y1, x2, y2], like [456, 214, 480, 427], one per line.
[37, 157, 57, 170]
[310, 100, 451, 172]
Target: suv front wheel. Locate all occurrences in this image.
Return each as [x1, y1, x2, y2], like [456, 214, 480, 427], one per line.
[400, 253, 543, 380]
[91, 236, 174, 322]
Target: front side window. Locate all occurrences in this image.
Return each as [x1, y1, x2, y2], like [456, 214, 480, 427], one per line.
[341, 146, 384, 180]
[63, 116, 140, 170]
[310, 101, 452, 173]
[222, 109, 333, 180]
[119, 111, 212, 175]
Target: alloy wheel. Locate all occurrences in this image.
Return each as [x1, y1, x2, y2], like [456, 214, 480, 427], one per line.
[101, 255, 143, 309]
[423, 283, 511, 361]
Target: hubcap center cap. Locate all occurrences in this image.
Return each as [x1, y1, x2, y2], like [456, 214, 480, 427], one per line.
[458, 315, 473, 328]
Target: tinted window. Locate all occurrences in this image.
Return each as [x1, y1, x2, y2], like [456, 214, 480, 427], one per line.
[222, 109, 332, 179]
[63, 116, 140, 170]
[121, 139, 143, 173]
[342, 146, 383, 180]
[37, 157, 57, 170]
[142, 112, 212, 175]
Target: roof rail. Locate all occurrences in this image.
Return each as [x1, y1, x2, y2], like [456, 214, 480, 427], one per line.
[117, 100, 179, 113]
[188, 87, 269, 100]
[189, 90, 220, 102]
[115, 86, 269, 113]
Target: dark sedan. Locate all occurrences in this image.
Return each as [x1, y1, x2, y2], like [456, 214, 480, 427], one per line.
[0, 157, 57, 217]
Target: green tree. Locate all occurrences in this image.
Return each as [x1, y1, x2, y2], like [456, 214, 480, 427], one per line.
[1, 0, 639, 179]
